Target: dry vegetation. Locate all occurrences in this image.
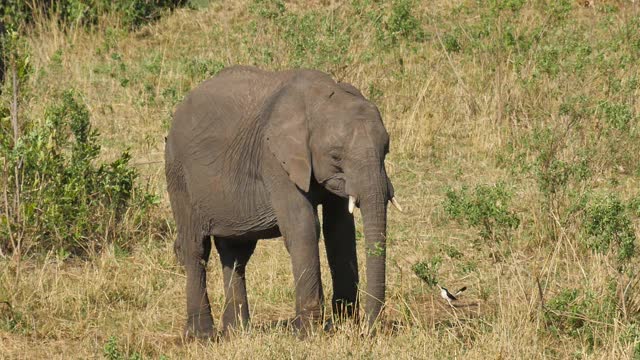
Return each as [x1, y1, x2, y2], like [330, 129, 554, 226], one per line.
[2, 0, 640, 358]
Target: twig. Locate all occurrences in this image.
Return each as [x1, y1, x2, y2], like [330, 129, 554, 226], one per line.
[10, 55, 20, 223]
[536, 275, 545, 311]
[132, 160, 163, 166]
[2, 158, 15, 259]
[9, 46, 22, 279]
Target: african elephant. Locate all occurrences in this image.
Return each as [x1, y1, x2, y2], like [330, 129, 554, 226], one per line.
[164, 65, 400, 338]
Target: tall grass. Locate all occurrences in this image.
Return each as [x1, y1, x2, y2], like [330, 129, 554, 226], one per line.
[1, 0, 640, 358]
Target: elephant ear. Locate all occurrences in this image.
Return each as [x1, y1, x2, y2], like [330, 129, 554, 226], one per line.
[337, 82, 366, 99]
[265, 88, 311, 192]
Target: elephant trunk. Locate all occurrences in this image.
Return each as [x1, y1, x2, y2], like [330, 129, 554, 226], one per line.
[359, 171, 388, 328]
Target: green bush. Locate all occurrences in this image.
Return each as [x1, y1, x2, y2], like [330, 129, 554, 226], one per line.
[375, 0, 426, 49]
[582, 193, 635, 263]
[411, 256, 441, 286]
[0, 90, 157, 256]
[444, 183, 520, 242]
[544, 286, 616, 349]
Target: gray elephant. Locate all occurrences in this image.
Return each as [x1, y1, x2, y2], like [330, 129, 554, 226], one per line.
[165, 65, 401, 338]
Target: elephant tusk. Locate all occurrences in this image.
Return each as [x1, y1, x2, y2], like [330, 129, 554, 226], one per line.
[391, 197, 403, 212]
[348, 196, 356, 214]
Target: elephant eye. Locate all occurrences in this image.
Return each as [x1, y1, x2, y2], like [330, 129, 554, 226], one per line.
[331, 153, 341, 162]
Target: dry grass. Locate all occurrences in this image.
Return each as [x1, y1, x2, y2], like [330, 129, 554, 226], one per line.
[2, 0, 640, 358]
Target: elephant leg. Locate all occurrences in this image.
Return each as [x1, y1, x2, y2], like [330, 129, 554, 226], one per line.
[284, 209, 324, 332]
[322, 194, 359, 320]
[263, 152, 324, 333]
[183, 230, 215, 339]
[214, 237, 257, 334]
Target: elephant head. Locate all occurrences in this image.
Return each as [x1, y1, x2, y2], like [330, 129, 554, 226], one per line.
[265, 71, 400, 326]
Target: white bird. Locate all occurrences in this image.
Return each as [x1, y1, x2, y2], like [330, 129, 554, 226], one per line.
[438, 285, 467, 307]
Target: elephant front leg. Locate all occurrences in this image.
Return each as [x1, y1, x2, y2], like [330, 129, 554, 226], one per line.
[322, 194, 359, 321]
[286, 222, 324, 332]
[183, 232, 215, 339]
[268, 189, 324, 333]
[214, 237, 257, 335]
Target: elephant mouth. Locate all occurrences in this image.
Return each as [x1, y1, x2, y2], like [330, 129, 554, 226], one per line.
[319, 173, 348, 197]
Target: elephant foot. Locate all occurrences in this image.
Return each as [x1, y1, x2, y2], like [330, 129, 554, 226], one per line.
[292, 313, 324, 338]
[323, 318, 336, 333]
[183, 313, 216, 340]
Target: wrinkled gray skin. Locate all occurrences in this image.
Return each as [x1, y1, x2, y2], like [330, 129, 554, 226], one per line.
[165, 66, 395, 338]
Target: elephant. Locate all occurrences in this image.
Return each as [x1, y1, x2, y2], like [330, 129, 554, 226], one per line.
[164, 65, 401, 338]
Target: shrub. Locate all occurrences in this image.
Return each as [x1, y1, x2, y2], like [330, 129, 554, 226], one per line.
[544, 286, 616, 349]
[444, 183, 520, 242]
[582, 193, 635, 263]
[411, 256, 441, 286]
[376, 0, 426, 49]
[0, 90, 157, 256]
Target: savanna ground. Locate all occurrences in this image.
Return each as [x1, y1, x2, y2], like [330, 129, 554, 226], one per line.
[1, 0, 640, 358]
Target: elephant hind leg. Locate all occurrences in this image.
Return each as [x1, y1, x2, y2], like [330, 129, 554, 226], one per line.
[214, 237, 258, 335]
[166, 164, 189, 266]
[166, 163, 215, 338]
[182, 230, 215, 339]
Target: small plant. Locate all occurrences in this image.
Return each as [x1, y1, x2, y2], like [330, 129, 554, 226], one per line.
[621, 324, 640, 359]
[545, 289, 587, 336]
[376, 0, 425, 48]
[249, 0, 286, 19]
[367, 83, 383, 103]
[442, 244, 463, 259]
[411, 256, 441, 286]
[0, 301, 26, 334]
[104, 336, 123, 360]
[103, 336, 142, 360]
[544, 286, 616, 347]
[442, 33, 461, 53]
[598, 100, 635, 131]
[459, 260, 477, 275]
[444, 183, 520, 242]
[184, 58, 225, 82]
[582, 193, 635, 263]
[628, 194, 640, 217]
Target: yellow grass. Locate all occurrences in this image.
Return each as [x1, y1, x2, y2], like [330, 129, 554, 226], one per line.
[2, 0, 640, 358]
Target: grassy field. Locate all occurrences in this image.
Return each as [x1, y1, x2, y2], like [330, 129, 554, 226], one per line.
[2, 0, 640, 358]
